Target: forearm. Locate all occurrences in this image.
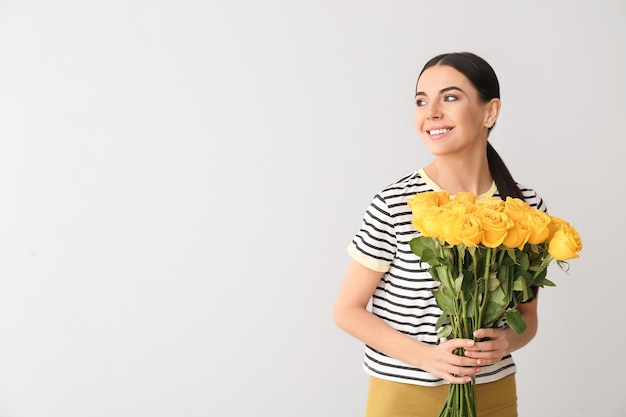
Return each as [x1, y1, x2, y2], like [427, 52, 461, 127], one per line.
[333, 305, 430, 368]
[503, 316, 537, 353]
[333, 260, 484, 383]
[333, 260, 431, 367]
[506, 292, 539, 353]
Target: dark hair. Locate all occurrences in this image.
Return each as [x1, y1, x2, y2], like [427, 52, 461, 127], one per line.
[417, 52, 524, 200]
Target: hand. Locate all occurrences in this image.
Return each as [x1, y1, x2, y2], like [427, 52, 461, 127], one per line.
[463, 328, 511, 366]
[420, 338, 481, 384]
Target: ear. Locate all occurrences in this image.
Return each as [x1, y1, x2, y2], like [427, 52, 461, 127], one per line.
[484, 98, 501, 128]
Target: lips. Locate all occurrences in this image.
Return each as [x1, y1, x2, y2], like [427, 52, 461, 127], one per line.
[427, 128, 451, 135]
[426, 127, 454, 139]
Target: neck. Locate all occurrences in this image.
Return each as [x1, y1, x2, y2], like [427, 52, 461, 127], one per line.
[424, 157, 493, 195]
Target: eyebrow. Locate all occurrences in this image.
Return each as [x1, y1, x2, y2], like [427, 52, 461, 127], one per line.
[415, 86, 465, 97]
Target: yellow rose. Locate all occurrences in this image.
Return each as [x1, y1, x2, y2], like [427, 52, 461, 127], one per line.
[548, 224, 583, 261]
[477, 196, 505, 212]
[452, 191, 477, 204]
[451, 213, 483, 247]
[438, 206, 466, 245]
[547, 215, 571, 240]
[501, 216, 532, 250]
[442, 199, 476, 214]
[526, 209, 551, 244]
[417, 206, 446, 239]
[450, 213, 483, 247]
[476, 207, 513, 248]
[503, 196, 532, 221]
[407, 190, 450, 212]
[410, 205, 428, 235]
[408, 191, 451, 236]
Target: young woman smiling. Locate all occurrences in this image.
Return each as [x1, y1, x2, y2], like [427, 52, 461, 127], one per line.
[333, 52, 545, 417]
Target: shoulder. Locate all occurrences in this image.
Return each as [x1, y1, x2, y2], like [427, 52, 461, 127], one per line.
[377, 170, 432, 200]
[516, 183, 548, 212]
[364, 170, 435, 219]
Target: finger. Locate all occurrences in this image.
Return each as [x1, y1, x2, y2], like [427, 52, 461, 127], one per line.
[442, 338, 476, 351]
[474, 328, 498, 339]
[446, 365, 481, 381]
[466, 355, 494, 366]
[464, 348, 503, 366]
[465, 340, 496, 354]
[446, 374, 475, 384]
[465, 345, 497, 359]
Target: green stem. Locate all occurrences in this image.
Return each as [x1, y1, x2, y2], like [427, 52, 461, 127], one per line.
[476, 247, 493, 330]
[438, 246, 481, 417]
[459, 289, 470, 339]
[498, 249, 506, 264]
[470, 249, 479, 339]
[533, 253, 554, 279]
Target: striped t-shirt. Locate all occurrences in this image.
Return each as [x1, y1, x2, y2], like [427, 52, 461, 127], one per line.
[348, 168, 547, 386]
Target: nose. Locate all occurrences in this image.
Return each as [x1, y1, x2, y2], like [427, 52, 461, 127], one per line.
[427, 102, 442, 120]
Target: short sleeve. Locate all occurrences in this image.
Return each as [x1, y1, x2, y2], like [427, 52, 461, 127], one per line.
[347, 193, 397, 273]
[519, 185, 548, 213]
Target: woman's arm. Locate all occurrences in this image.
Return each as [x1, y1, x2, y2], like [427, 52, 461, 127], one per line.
[332, 259, 481, 383]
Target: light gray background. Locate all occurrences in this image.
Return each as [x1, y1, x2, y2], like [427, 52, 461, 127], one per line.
[0, 1, 623, 416]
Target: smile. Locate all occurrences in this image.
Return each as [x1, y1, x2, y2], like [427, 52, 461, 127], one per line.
[427, 128, 451, 135]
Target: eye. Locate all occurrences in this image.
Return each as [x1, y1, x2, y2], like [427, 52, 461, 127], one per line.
[443, 95, 458, 102]
[416, 98, 427, 107]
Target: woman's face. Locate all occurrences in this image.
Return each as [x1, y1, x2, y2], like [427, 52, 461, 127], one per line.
[414, 65, 498, 158]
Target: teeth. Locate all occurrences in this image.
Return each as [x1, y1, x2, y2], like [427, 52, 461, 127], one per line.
[429, 129, 449, 135]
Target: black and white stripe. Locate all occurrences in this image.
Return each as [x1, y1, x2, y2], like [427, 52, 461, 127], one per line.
[348, 169, 547, 386]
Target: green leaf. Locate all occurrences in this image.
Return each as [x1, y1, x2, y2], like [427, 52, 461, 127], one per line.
[455, 244, 467, 261]
[513, 276, 530, 301]
[454, 272, 464, 293]
[530, 268, 547, 287]
[434, 266, 456, 296]
[429, 266, 441, 281]
[512, 276, 526, 292]
[501, 252, 516, 267]
[434, 288, 456, 315]
[480, 287, 507, 327]
[481, 304, 506, 328]
[435, 312, 449, 330]
[506, 248, 517, 263]
[517, 252, 530, 271]
[506, 309, 527, 335]
[497, 264, 513, 300]
[463, 296, 477, 318]
[488, 274, 501, 291]
[535, 277, 556, 287]
[408, 237, 443, 265]
[437, 324, 453, 339]
[489, 285, 507, 307]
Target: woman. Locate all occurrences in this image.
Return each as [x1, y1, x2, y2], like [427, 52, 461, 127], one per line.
[332, 52, 547, 417]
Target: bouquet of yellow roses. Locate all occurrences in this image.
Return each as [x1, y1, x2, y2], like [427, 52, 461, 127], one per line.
[407, 190, 582, 417]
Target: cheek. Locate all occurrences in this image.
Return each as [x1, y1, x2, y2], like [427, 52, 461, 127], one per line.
[413, 110, 422, 131]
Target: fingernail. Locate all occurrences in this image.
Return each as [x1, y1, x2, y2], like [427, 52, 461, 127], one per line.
[466, 340, 475, 346]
